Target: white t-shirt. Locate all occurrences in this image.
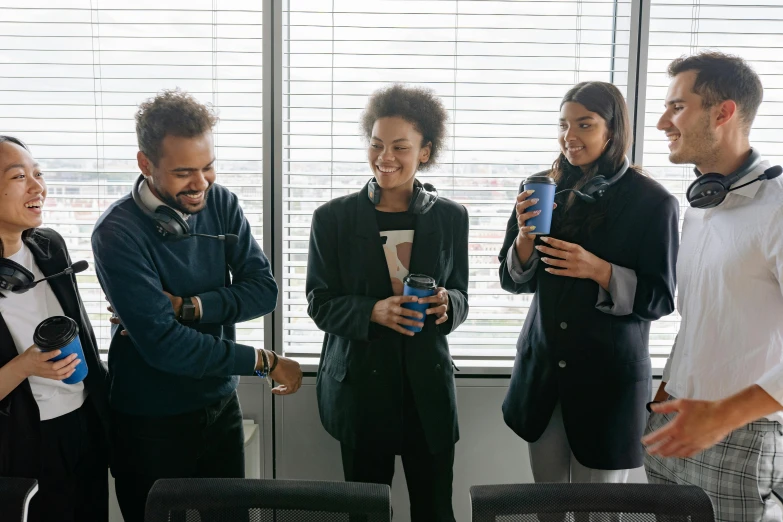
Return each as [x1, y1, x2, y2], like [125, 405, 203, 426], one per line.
[0, 243, 86, 420]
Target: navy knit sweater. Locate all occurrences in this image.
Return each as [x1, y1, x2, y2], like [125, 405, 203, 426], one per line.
[92, 183, 277, 416]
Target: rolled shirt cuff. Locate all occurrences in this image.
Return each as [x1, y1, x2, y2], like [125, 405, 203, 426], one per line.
[596, 264, 637, 316]
[506, 243, 540, 284]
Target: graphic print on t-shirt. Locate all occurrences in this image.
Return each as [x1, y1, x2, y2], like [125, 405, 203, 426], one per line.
[380, 229, 415, 295]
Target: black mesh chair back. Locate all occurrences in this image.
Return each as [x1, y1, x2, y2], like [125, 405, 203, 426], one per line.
[0, 477, 38, 522]
[470, 483, 715, 522]
[145, 478, 392, 522]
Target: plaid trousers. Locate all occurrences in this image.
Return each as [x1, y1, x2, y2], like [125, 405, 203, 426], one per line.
[644, 408, 783, 522]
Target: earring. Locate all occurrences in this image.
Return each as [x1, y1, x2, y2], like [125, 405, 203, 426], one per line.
[602, 139, 611, 152]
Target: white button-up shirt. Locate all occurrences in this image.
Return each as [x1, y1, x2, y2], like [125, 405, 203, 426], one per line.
[663, 158, 783, 423]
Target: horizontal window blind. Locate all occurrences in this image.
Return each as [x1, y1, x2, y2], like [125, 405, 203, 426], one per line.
[0, 0, 264, 353]
[643, 0, 783, 370]
[282, 0, 632, 367]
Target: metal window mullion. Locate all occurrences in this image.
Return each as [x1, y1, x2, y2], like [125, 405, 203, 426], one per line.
[627, 0, 650, 165]
[261, 0, 281, 481]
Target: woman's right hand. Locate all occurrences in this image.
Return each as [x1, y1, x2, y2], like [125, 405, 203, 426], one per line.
[370, 295, 424, 336]
[515, 189, 556, 242]
[16, 344, 80, 380]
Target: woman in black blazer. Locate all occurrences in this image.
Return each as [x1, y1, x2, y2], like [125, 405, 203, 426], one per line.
[306, 85, 469, 522]
[498, 82, 679, 483]
[0, 136, 110, 522]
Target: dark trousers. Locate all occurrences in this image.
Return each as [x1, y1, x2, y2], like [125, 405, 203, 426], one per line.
[111, 391, 245, 522]
[340, 378, 456, 522]
[29, 398, 109, 522]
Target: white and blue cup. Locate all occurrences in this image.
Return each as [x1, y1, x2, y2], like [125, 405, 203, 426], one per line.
[402, 274, 437, 333]
[33, 316, 88, 385]
[522, 174, 557, 235]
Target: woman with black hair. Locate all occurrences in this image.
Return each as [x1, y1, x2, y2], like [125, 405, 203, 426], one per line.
[499, 82, 679, 483]
[306, 84, 469, 521]
[0, 136, 110, 521]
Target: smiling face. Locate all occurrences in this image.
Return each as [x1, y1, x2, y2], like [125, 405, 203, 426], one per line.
[0, 141, 46, 242]
[368, 116, 431, 192]
[657, 70, 719, 167]
[137, 131, 216, 215]
[558, 101, 610, 169]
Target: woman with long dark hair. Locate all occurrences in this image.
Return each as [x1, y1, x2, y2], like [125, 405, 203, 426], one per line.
[0, 136, 110, 521]
[499, 82, 679, 482]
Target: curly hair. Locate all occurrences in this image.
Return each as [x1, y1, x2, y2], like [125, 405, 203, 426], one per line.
[360, 84, 448, 171]
[135, 89, 219, 166]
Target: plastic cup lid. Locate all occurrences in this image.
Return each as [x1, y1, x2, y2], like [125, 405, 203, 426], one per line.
[34, 316, 79, 351]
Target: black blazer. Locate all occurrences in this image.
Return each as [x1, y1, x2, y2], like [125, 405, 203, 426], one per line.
[306, 181, 469, 454]
[498, 169, 678, 470]
[0, 228, 110, 477]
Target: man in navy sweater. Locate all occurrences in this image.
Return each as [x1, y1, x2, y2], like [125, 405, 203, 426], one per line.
[92, 89, 302, 522]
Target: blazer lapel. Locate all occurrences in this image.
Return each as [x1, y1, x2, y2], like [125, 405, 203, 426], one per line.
[25, 232, 81, 323]
[355, 184, 395, 297]
[408, 207, 440, 280]
[553, 180, 634, 310]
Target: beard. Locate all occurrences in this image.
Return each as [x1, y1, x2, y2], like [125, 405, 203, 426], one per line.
[669, 112, 719, 167]
[153, 180, 212, 215]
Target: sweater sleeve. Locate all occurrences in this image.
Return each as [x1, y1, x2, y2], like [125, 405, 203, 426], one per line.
[197, 190, 278, 325]
[92, 224, 257, 378]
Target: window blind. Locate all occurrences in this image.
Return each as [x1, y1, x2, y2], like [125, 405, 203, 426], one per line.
[281, 0, 633, 368]
[0, 0, 264, 353]
[642, 0, 783, 370]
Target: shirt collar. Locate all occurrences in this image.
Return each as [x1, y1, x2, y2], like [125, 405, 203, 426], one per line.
[730, 160, 770, 199]
[138, 177, 189, 221]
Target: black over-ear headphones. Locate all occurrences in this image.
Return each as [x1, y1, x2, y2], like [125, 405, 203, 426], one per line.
[132, 174, 190, 240]
[686, 149, 783, 209]
[555, 156, 631, 204]
[367, 178, 439, 215]
[131, 175, 238, 244]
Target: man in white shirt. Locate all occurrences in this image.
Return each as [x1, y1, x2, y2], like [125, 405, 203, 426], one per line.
[643, 51, 783, 521]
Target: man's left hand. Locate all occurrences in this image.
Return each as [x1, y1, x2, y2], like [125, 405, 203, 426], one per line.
[418, 287, 450, 325]
[642, 399, 733, 458]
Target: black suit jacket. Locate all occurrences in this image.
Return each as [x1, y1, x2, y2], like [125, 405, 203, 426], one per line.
[306, 181, 469, 454]
[498, 170, 679, 470]
[0, 228, 110, 477]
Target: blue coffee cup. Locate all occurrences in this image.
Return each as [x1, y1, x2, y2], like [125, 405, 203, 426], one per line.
[34, 316, 88, 385]
[402, 274, 437, 333]
[522, 174, 557, 235]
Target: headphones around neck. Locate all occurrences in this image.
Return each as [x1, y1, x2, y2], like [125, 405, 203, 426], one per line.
[132, 174, 191, 240]
[0, 259, 35, 294]
[1, 256, 88, 295]
[556, 156, 631, 203]
[367, 178, 439, 214]
[686, 149, 782, 208]
[131, 174, 239, 244]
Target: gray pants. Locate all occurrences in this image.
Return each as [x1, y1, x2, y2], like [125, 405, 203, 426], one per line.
[529, 401, 630, 484]
[645, 407, 783, 522]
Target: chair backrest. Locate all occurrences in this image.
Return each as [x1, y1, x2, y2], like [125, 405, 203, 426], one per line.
[145, 478, 392, 522]
[470, 483, 715, 522]
[0, 477, 38, 522]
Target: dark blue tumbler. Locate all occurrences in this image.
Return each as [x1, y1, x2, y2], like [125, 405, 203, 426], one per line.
[522, 174, 557, 235]
[34, 316, 88, 385]
[402, 274, 437, 333]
